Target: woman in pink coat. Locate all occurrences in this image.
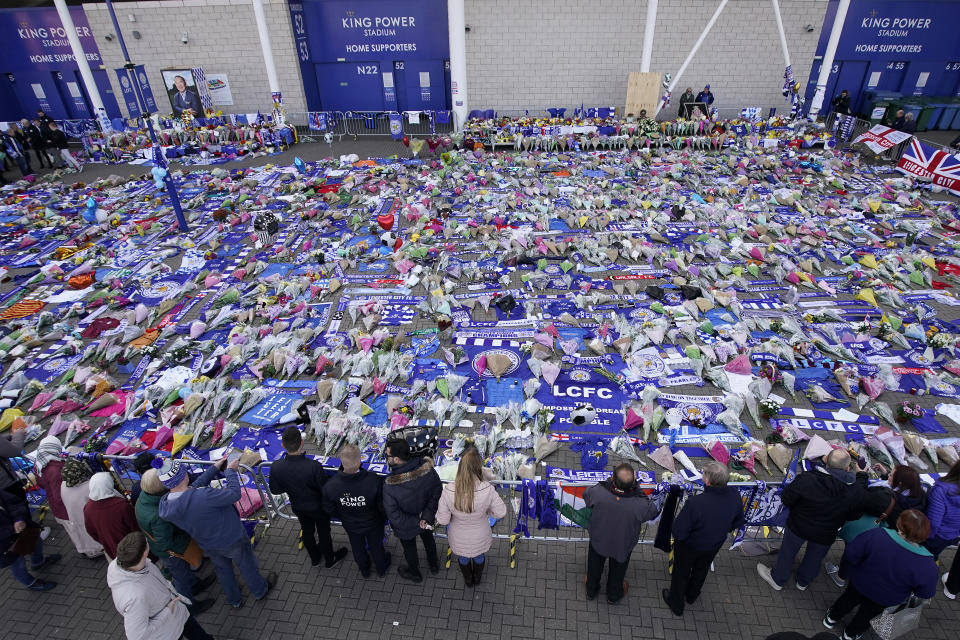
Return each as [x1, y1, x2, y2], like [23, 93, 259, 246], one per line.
[436, 447, 506, 587]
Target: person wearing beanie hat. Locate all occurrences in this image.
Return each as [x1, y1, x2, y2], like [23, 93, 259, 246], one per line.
[136, 468, 215, 616]
[695, 84, 715, 118]
[83, 472, 140, 560]
[129, 452, 158, 506]
[59, 457, 104, 558]
[158, 455, 277, 608]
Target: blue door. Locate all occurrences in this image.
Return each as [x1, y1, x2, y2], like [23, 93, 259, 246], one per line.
[396, 59, 447, 111]
[53, 71, 92, 120]
[10, 71, 70, 120]
[315, 62, 384, 112]
[876, 61, 909, 92]
[833, 61, 868, 114]
[938, 63, 960, 97]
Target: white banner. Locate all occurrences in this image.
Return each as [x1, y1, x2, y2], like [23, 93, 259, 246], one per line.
[206, 73, 234, 106]
[852, 125, 912, 154]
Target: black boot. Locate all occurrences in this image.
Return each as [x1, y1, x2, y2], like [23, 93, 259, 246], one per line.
[471, 560, 484, 585]
[458, 561, 474, 587]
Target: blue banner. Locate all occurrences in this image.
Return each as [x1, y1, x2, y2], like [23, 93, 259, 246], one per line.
[836, 0, 960, 61]
[115, 68, 141, 118]
[134, 65, 158, 113]
[303, 0, 449, 62]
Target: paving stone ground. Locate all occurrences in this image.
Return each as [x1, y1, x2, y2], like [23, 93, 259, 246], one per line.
[2, 130, 959, 639]
[2, 513, 956, 640]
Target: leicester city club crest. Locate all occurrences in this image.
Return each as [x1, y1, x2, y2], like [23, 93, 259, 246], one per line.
[472, 348, 520, 378]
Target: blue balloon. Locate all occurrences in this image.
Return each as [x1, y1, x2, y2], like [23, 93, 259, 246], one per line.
[294, 157, 306, 174]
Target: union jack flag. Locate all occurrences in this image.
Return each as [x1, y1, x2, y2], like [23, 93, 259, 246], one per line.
[898, 138, 960, 195]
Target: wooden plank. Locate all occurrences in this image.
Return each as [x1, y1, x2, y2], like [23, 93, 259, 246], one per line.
[624, 72, 661, 118]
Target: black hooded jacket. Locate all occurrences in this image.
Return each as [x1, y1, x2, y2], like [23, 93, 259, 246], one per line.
[782, 467, 868, 545]
[382, 458, 442, 539]
[322, 467, 385, 534]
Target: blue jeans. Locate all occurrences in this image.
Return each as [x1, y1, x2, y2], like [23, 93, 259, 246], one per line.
[457, 553, 485, 565]
[164, 554, 197, 601]
[772, 526, 832, 587]
[7, 537, 46, 586]
[207, 539, 267, 606]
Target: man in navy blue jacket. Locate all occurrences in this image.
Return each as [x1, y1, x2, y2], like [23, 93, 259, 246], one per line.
[268, 426, 348, 569]
[663, 462, 745, 615]
[158, 457, 277, 608]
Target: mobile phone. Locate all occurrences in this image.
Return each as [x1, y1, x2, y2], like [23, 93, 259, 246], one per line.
[227, 450, 242, 465]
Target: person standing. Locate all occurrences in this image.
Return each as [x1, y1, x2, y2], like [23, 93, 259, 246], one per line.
[59, 457, 104, 557]
[663, 462, 746, 616]
[583, 463, 659, 604]
[831, 90, 851, 115]
[136, 468, 215, 616]
[32, 436, 91, 558]
[823, 510, 938, 640]
[2, 128, 31, 176]
[36, 110, 54, 129]
[83, 472, 141, 560]
[157, 457, 277, 608]
[47, 122, 82, 172]
[678, 88, 696, 119]
[901, 112, 917, 134]
[924, 460, 960, 559]
[695, 85, 715, 114]
[944, 544, 959, 600]
[889, 108, 906, 131]
[322, 443, 391, 578]
[758, 450, 866, 591]
[2, 422, 60, 591]
[19, 119, 49, 170]
[267, 426, 347, 569]
[383, 437, 443, 583]
[107, 531, 215, 640]
[435, 447, 506, 587]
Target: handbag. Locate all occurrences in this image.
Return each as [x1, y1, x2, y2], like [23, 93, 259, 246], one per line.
[870, 595, 926, 640]
[169, 538, 203, 569]
[8, 522, 41, 556]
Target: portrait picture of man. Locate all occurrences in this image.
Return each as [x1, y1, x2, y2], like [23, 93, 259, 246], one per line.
[162, 69, 203, 117]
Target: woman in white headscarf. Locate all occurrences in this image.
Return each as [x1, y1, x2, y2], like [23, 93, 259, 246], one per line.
[59, 458, 104, 558]
[83, 472, 139, 560]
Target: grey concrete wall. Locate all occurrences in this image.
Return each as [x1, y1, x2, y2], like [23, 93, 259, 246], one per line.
[82, 0, 307, 118]
[463, 0, 830, 116]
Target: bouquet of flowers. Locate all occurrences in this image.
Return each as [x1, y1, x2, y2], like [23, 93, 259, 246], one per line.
[895, 400, 924, 423]
[759, 397, 782, 419]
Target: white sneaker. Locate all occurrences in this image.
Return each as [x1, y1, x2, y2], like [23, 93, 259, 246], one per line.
[945, 573, 957, 600]
[757, 563, 783, 591]
[825, 561, 847, 588]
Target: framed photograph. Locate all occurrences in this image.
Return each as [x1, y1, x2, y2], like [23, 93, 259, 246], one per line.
[161, 69, 203, 117]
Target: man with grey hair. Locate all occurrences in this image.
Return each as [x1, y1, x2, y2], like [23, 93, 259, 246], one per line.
[758, 449, 867, 591]
[663, 462, 745, 615]
[322, 443, 390, 578]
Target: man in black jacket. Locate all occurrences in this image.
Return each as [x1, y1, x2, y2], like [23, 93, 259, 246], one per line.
[583, 463, 659, 604]
[322, 443, 391, 578]
[383, 438, 442, 583]
[831, 90, 851, 116]
[22, 119, 52, 169]
[268, 427, 347, 568]
[758, 450, 866, 591]
[663, 462, 745, 615]
[47, 122, 82, 171]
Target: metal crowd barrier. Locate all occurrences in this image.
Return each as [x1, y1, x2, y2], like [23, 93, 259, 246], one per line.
[93, 453, 275, 544]
[285, 111, 348, 143]
[255, 458, 785, 569]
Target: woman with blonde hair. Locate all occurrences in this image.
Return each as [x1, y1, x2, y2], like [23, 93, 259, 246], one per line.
[436, 447, 506, 587]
